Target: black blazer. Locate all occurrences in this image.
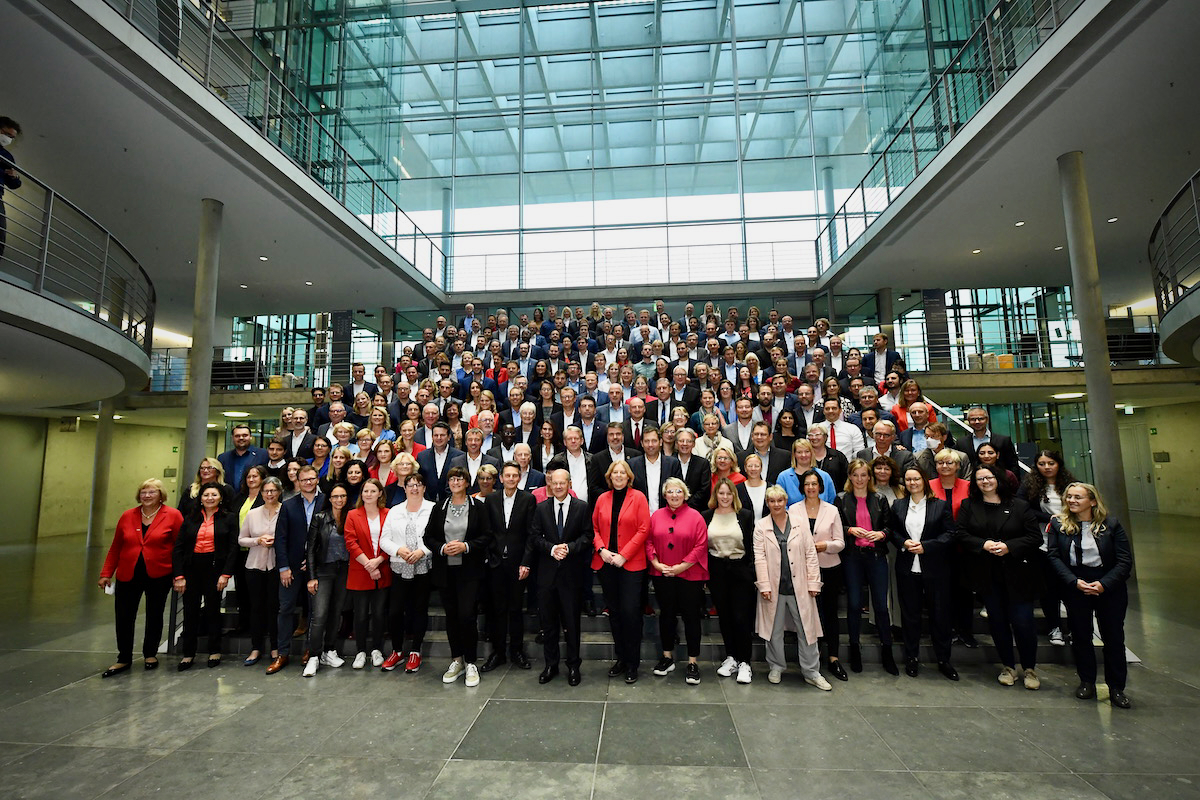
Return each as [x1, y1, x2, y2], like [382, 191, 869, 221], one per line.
[483, 489, 537, 566]
[887, 496, 957, 576]
[955, 497, 1043, 600]
[738, 446, 791, 484]
[449, 452, 502, 492]
[628, 453, 683, 508]
[677, 455, 712, 512]
[522, 495, 593, 586]
[592, 448, 643, 485]
[305, 509, 346, 571]
[416, 446, 466, 502]
[173, 510, 239, 578]
[1045, 515, 1133, 591]
[955, 433, 1020, 474]
[835, 491, 891, 556]
[736, 483, 770, 519]
[701, 507, 756, 576]
[423, 496, 490, 584]
[544, 450, 607, 509]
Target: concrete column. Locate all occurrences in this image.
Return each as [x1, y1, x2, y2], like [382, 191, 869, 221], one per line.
[1057, 152, 1130, 529]
[877, 287, 896, 344]
[182, 199, 223, 481]
[86, 397, 116, 548]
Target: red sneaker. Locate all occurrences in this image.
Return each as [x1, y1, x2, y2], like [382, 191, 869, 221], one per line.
[404, 652, 422, 673]
[381, 651, 403, 672]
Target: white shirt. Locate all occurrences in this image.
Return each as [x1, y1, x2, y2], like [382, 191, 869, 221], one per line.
[797, 405, 818, 427]
[826, 420, 865, 460]
[905, 497, 927, 573]
[503, 490, 517, 528]
[871, 349, 889, 384]
[465, 453, 482, 483]
[1076, 520, 1103, 567]
[290, 430, 308, 456]
[497, 444, 516, 462]
[433, 447, 449, 476]
[879, 390, 900, 412]
[678, 455, 692, 479]
[607, 406, 625, 424]
[734, 421, 754, 449]
[566, 451, 589, 502]
[607, 448, 626, 463]
[644, 455, 663, 513]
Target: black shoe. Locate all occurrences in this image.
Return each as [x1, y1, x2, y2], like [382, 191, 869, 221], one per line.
[685, 662, 701, 685]
[1110, 691, 1132, 709]
[957, 634, 979, 649]
[511, 651, 531, 670]
[652, 657, 675, 676]
[567, 666, 582, 686]
[143, 659, 159, 671]
[607, 660, 627, 678]
[881, 647, 899, 676]
[539, 665, 559, 684]
[584, 602, 598, 617]
[849, 645, 863, 673]
[535, 630, 545, 644]
[828, 659, 848, 682]
[938, 661, 960, 681]
[101, 664, 131, 679]
[207, 656, 222, 668]
[1075, 682, 1097, 700]
[625, 668, 638, 684]
[177, 659, 194, 672]
[905, 658, 919, 677]
[480, 653, 506, 673]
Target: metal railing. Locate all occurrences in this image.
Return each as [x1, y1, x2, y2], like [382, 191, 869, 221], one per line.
[815, 0, 1085, 273]
[101, 0, 445, 285]
[1150, 168, 1200, 319]
[147, 346, 311, 391]
[0, 157, 155, 353]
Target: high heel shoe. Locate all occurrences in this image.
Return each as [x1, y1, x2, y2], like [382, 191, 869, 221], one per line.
[881, 647, 899, 676]
[849, 644, 863, 673]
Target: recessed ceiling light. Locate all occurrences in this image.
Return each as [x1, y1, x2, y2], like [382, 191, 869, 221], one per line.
[1051, 392, 1085, 400]
[971, 249, 982, 254]
[259, 256, 269, 261]
[1107, 217, 1118, 223]
[207, 423, 218, 428]
[305, 281, 313, 286]
[239, 284, 248, 289]
[222, 411, 251, 418]
[113, 415, 123, 420]
[1054, 246, 1063, 251]
[1014, 221, 1025, 227]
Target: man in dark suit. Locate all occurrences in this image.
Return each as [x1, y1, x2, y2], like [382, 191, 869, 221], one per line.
[644, 378, 679, 428]
[740, 422, 791, 483]
[270, 465, 323, 674]
[282, 409, 319, 460]
[344, 362, 377, 404]
[449, 429, 502, 492]
[545, 427, 606, 509]
[481, 462, 537, 672]
[576, 395, 607, 454]
[622, 397, 652, 450]
[217, 424, 268, 492]
[520, 469, 593, 685]
[629, 426, 682, 512]
[861, 332, 903, 387]
[416, 423, 465, 501]
[593, 423, 643, 481]
[957, 406, 1020, 473]
[855, 420, 914, 474]
[674, 428, 711, 511]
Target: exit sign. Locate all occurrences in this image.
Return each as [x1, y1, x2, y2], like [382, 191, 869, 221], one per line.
[1149, 428, 1157, 435]
[172, 446, 179, 452]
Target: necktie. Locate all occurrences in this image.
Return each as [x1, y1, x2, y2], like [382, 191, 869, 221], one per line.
[634, 422, 641, 447]
[557, 502, 565, 540]
[829, 424, 837, 449]
[661, 405, 668, 424]
[763, 410, 771, 429]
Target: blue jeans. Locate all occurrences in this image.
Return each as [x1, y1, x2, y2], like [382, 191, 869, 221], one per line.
[842, 546, 892, 646]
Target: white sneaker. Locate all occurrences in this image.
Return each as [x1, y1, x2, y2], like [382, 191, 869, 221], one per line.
[465, 663, 480, 687]
[302, 657, 319, 677]
[805, 674, 833, 691]
[736, 662, 753, 684]
[767, 668, 783, 684]
[1049, 627, 1066, 646]
[716, 656, 738, 677]
[352, 652, 367, 670]
[370, 649, 384, 668]
[321, 650, 345, 668]
[442, 660, 465, 683]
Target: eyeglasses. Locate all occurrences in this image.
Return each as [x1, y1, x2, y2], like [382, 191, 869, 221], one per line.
[300, 477, 318, 483]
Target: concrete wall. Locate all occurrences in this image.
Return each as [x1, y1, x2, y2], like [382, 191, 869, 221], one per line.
[0, 416, 48, 545]
[1137, 402, 1200, 518]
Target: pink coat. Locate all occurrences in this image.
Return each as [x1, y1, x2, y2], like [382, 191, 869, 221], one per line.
[806, 501, 845, 569]
[753, 508, 823, 645]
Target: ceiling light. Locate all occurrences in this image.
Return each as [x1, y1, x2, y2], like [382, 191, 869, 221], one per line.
[1054, 246, 1064, 251]
[207, 423, 218, 428]
[305, 281, 313, 286]
[1051, 392, 1085, 400]
[259, 256, 269, 261]
[1124, 406, 1135, 415]
[1107, 217, 1118, 223]
[239, 284, 248, 289]
[971, 249, 982, 254]
[222, 411, 251, 418]
[1014, 221, 1025, 227]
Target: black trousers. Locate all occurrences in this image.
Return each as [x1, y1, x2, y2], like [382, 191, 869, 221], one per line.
[816, 563, 844, 659]
[651, 576, 704, 658]
[598, 565, 643, 667]
[981, 582, 1038, 670]
[442, 568, 480, 663]
[114, 556, 171, 663]
[949, 548, 976, 639]
[486, 559, 526, 657]
[896, 566, 952, 663]
[387, 572, 432, 654]
[352, 586, 388, 654]
[1064, 565, 1129, 692]
[707, 557, 756, 663]
[179, 554, 223, 658]
[1039, 552, 1064, 629]
[538, 574, 583, 668]
[243, 569, 279, 653]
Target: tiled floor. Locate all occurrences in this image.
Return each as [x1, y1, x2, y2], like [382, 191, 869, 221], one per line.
[2, 512, 1199, 800]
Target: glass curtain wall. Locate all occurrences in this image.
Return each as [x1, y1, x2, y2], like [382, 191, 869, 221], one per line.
[255, 0, 986, 290]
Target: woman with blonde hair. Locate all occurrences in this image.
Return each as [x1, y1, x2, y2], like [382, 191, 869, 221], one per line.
[777, 439, 834, 505]
[396, 419, 426, 459]
[330, 421, 357, 453]
[386, 451, 420, 506]
[704, 477, 757, 683]
[646, 477, 709, 684]
[836, 459, 897, 675]
[694, 413, 734, 461]
[178, 458, 232, 518]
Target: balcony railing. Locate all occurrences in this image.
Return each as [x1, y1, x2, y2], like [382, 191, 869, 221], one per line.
[1150, 168, 1200, 319]
[816, 0, 1085, 273]
[147, 346, 311, 392]
[0, 157, 154, 353]
[100, 0, 445, 286]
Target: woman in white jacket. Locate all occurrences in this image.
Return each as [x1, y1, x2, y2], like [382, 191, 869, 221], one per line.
[378, 472, 435, 674]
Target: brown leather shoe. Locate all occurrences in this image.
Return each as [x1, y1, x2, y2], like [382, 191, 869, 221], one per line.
[265, 655, 290, 675]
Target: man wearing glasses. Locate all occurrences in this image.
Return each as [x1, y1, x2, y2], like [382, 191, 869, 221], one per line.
[270, 465, 324, 674]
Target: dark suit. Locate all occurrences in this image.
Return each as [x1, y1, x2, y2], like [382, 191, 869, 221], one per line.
[449, 451, 502, 492]
[739, 446, 790, 484]
[956, 432, 1021, 475]
[856, 446, 914, 475]
[284, 431, 319, 460]
[523, 495, 593, 668]
[861, 349, 903, 381]
[545, 450, 606, 509]
[887, 496, 957, 663]
[676, 454, 712, 511]
[173, 510, 239, 658]
[274, 491, 323, 657]
[424, 497, 491, 663]
[520, 468, 547, 490]
[416, 446, 466, 501]
[592, 448, 642, 485]
[628, 453, 682, 509]
[622, 418, 653, 450]
[484, 489, 538, 658]
[576, 420, 607, 454]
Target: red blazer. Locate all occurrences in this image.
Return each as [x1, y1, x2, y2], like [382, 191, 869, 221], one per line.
[930, 478, 970, 520]
[101, 506, 184, 581]
[591, 489, 651, 571]
[344, 507, 392, 591]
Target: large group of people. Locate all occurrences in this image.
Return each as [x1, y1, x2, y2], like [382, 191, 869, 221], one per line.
[97, 300, 1134, 706]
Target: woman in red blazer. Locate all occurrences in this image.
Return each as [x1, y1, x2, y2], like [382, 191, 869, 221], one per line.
[97, 479, 184, 677]
[345, 478, 391, 669]
[592, 460, 651, 682]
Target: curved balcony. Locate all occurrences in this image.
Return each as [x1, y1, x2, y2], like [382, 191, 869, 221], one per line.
[0, 157, 155, 409]
[1151, 169, 1200, 365]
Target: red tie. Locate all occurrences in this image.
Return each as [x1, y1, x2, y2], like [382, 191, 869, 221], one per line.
[829, 424, 837, 449]
[634, 422, 641, 447]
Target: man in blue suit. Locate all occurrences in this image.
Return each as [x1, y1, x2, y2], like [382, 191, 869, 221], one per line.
[217, 424, 268, 491]
[269, 464, 324, 674]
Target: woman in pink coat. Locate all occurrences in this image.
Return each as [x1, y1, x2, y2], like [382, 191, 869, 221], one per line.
[753, 482, 832, 690]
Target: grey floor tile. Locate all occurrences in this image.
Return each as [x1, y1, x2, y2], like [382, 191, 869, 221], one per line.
[490, 663, 610, 701]
[754, 768, 932, 799]
[317, 695, 486, 759]
[95, 750, 305, 799]
[858, 707, 1066, 772]
[607, 665, 730, 703]
[599, 702, 746, 767]
[5, 744, 165, 800]
[0, 651, 109, 709]
[455, 699, 602, 763]
[1081, 774, 1200, 800]
[731, 705, 904, 770]
[717, 664, 855, 704]
[0, 684, 145, 744]
[594, 764, 759, 800]
[271, 755, 444, 800]
[949, 663, 1087, 708]
[1119, 665, 1200, 707]
[913, 771, 1109, 800]
[58, 688, 260, 751]
[179, 694, 365, 755]
[0, 742, 43, 767]
[427, 759, 595, 799]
